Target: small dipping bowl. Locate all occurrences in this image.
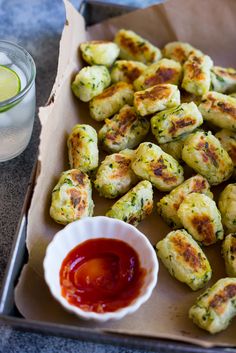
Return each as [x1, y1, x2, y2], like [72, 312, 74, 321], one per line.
[43, 216, 158, 321]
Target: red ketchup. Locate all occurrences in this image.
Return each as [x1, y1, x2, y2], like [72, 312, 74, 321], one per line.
[60, 238, 146, 313]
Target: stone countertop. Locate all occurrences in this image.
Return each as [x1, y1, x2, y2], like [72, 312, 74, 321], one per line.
[0, 0, 163, 352]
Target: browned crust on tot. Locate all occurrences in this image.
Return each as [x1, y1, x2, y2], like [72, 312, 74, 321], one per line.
[169, 117, 196, 134]
[196, 136, 219, 168]
[144, 68, 178, 88]
[119, 33, 155, 62]
[171, 234, 206, 271]
[151, 156, 177, 184]
[105, 107, 137, 142]
[213, 67, 236, 80]
[121, 64, 143, 83]
[69, 189, 82, 208]
[69, 188, 88, 215]
[71, 170, 86, 185]
[217, 102, 236, 119]
[69, 133, 82, 163]
[191, 214, 215, 245]
[120, 34, 143, 55]
[185, 55, 205, 80]
[95, 82, 131, 100]
[127, 200, 153, 225]
[172, 47, 188, 64]
[172, 176, 208, 211]
[173, 193, 185, 211]
[209, 284, 236, 314]
[111, 155, 131, 179]
[192, 176, 208, 193]
[204, 93, 236, 120]
[144, 200, 154, 216]
[136, 84, 171, 101]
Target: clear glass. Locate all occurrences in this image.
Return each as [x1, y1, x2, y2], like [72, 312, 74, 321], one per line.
[0, 40, 36, 162]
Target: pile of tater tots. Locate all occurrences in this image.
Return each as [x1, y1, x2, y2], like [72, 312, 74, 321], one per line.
[49, 29, 236, 334]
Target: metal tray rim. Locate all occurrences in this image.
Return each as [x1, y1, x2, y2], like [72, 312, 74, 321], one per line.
[0, 1, 235, 352]
[1, 314, 234, 353]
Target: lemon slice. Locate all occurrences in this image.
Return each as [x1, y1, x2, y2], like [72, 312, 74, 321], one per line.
[0, 65, 21, 102]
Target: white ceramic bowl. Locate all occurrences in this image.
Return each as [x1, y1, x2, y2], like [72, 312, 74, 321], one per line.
[43, 216, 158, 322]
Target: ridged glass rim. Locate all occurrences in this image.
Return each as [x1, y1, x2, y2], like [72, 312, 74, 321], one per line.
[0, 40, 36, 108]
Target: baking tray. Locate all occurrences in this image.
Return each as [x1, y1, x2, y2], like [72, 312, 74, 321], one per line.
[0, 1, 235, 352]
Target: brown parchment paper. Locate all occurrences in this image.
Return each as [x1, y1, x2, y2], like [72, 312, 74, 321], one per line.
[15, 0, 236, 347]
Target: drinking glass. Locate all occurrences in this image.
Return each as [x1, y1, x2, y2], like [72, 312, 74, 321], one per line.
[0, 40, 36, 162]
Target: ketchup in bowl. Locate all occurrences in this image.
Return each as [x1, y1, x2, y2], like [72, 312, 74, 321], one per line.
[60, 238, 146, 313]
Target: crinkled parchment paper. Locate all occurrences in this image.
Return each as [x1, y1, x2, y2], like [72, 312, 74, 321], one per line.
[15, 0, 236, 347]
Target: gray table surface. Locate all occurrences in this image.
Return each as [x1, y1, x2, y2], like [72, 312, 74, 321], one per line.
[0, 0, 168, 352]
